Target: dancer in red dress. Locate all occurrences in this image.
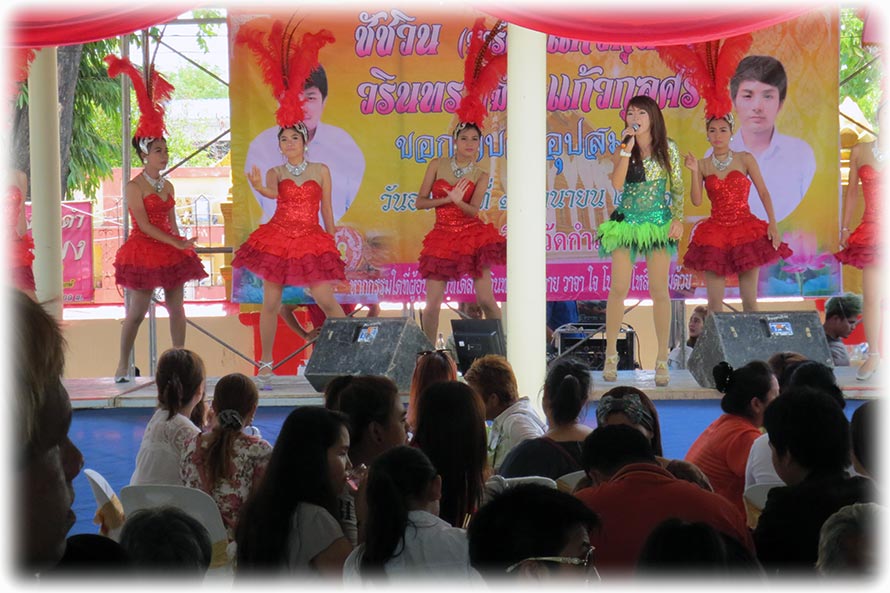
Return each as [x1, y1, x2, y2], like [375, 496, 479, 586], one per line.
[417, 19, 506, 344]
[8, 169, 36, 300]
[106, 56, 207, 383]
[836, 125, 884, 381]
[683, 117, 792, 312]
[234, 20, 345, 386]
[657, 35, 790, 314]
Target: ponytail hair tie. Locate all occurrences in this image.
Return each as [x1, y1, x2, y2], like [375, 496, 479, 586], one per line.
[217, 409, 244, 430]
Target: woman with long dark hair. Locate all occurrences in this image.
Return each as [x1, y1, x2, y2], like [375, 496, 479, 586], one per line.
[181, 373, 271, 541]
[407, 349, 458, 431]
[235, 406, 354, 576]
[343, 446, 475, 581]
[411, 382, 488, 528]
[685, 361, 778, 516]
[498, 357, 592, 480]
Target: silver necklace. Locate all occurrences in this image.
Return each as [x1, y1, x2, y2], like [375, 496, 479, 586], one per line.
[451, 158, 475, 179]
[285, 160, 309, 177]
[143, 171, 165, 193]
[711, 150, 734, 172]
[872, 143, 886, 163]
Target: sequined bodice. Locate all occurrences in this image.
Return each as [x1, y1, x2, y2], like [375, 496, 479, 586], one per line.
[617, 176, 671, 225]
[130, 193, 173, 235]
[270, 179, 323, 229]
[704, 170, 754, 226]
[431, 178, 475, 227]
[859, 164, 881, 222]
[6, 185, 22, 224]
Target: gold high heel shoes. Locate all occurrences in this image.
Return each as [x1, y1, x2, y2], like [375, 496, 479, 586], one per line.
[655, 360, 670, 387]
[603, 354, 619, 382]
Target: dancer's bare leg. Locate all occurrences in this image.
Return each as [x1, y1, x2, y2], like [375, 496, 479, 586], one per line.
[646, 249, 672, 364]
[605, 249, 632, 357]
[312, 282, 346, 319]
[165, 285, 187, 348]
[705, 271, 726, 314]
[738, 268, 760, 312]
[474, 269, 500, 319]
[422, 279, 447, 344]
[115, 289, 153, 379]
[259, 281, 284, 374]
[858, 264, 882, 377]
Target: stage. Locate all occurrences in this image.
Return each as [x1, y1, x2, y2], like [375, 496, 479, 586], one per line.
[65, 366, 880, 410]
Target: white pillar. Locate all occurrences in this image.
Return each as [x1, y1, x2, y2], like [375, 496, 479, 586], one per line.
[29, 48, 64, 318]
[505, 24, 547, 410]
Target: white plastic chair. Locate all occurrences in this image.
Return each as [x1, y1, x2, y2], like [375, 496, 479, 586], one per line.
[482, 475, 558, 505]
[120, 484, 233, 576]
[83, 468, 125, 541]
[743, 482, 783, 529]
[556, 470, 588, 493]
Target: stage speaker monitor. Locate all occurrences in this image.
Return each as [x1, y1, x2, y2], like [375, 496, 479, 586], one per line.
[304, 318, 433, 393]
[451, 319, 506, 375]
[687, 311, 832, 389]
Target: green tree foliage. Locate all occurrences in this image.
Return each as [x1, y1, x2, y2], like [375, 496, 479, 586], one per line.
[840, 8, 883, 128]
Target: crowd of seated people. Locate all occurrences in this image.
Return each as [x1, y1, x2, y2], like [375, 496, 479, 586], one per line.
[13, 289, 880, 582]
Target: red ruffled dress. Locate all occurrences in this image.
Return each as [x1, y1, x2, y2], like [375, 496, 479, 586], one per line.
[232, 178, 346, 286]
[418, 178, 506, 281]
[7, 185, 35, 292]
[835, 164, 881, 269]
[114, 192, 208, 290]
[683, 170, 792, 275]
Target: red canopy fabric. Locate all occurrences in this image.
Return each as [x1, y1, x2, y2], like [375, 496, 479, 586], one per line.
[10, 7, 193, 48]
[480, 4, 814, 46]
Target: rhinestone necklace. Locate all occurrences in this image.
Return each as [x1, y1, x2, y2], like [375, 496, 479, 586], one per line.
[451, 158, 475, 179]
[285, 160, 309, 177]
[711, 150, 734, 172]
[142, 171, 165, 193]
[872, 143, 886, 164]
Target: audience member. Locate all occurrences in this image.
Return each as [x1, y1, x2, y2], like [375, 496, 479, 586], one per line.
[667, 305, 708, 369]
[15, 291, 85, 574]
[130, 348, 206, 486]
[745, 360, 845, 490]
[822, 294, 863, 366]
[575, 425, 752, 576]
[236, 407, 354, 576]
[333, 375, 407, 468]
[322, 375, 356, 410]
[546, 300, 581, 351]
[407, 349, 458, 431]
[636, 518, 763, 578]
[685, 361, 777, 515]
[498, 357, 592, 480]
[766, 351, 808, 392]
[50, 534, 129, 575]
[851, 400, 876, 479]
[411, 381, 488, 528]
[754, 387, 876, 574]
[468, 484, 599, 581]
[595, 386, 712, 490]
[119, 506, 211, 576]
[464, 354, 546, 470]
[181, 372, 272, 542]
[816, 502, 882, 576]
[343, 446, 477, 582]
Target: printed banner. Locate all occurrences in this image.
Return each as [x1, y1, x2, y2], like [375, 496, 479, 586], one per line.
[25, 201, 95, 303]
[228, 7, 839, 304]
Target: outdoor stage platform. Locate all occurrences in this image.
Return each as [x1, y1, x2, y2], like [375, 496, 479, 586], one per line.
[65, 366, 880, 410]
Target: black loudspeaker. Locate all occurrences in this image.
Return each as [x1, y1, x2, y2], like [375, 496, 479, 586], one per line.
[304, 318, 433, 393]
[687, 311, 833, 388]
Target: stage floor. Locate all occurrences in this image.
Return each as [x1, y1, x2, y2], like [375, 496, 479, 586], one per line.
[65, 366, 880, 409]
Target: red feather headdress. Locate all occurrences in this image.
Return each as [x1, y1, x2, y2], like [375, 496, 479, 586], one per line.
[11, 48, 36, 96]
[104, 54, 174, 141]
[236, 16, 335, 130]
[455, 18, 507, 134]
[656, 34, 753, 124]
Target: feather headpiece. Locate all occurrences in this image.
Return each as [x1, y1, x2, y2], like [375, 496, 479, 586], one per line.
[454, 18, 507, 134]
[11, 48, 36, 96]
[656, 34, 753, 124]
[236, 16, 335, 131]
[104, 54, 174, 148]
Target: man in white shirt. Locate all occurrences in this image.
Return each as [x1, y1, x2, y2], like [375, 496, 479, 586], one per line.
[464, 355, 546, 471]
[723, 55, 816, 222]
[245, 65, 365, 225]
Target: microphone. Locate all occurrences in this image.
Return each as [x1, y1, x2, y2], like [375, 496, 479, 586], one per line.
[620, 124, 640, 149]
